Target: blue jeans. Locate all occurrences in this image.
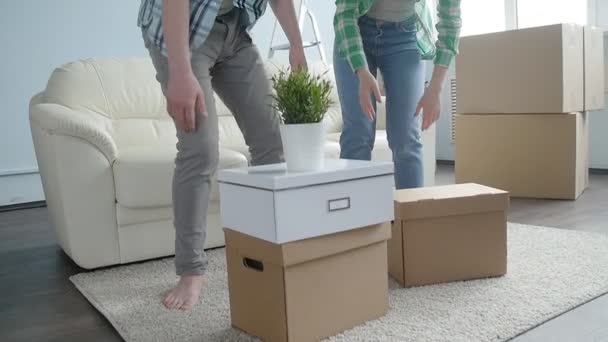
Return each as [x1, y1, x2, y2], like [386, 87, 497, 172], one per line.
[334, 15, 425, 189]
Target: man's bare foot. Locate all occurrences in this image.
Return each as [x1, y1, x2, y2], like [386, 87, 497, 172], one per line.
[163, 275, 204, 311]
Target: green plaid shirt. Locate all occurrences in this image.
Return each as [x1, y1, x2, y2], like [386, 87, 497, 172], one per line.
[334, 0, 462, 70]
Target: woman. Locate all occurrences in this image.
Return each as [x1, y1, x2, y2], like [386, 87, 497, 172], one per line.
[334, 0, 461, 189]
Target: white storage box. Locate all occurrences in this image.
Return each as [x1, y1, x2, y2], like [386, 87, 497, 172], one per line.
[218, 159, 395, 244]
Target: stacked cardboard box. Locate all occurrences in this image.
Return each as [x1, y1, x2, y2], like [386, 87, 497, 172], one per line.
[224, 223, 390, 341]
[455, 24, 604, 200]
[218, 160, 395, 341]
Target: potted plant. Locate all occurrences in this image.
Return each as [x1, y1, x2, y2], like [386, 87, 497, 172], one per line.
[271, 68, 333, 172]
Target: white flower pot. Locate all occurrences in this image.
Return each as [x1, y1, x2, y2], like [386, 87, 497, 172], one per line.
[280, 122, 325, 172]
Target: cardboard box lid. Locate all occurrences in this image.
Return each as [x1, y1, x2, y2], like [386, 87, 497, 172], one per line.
[224, 223, 391, 267]
[394, 183, 509, 220]
[217, 159, 394, 190]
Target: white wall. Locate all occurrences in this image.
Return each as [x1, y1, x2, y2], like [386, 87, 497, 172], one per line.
[588, 35, 608, 169]
[0, 0, 148, 206]
[0, 0, 336, 206]
[594, 0, 608, 29]
[250, 0, 336, 65]
[589, 0, 608, 169]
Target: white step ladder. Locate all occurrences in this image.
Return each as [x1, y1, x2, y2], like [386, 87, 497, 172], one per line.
[267, 0, 328, 66]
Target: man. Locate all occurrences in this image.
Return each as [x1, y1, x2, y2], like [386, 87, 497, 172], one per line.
[138, 0, 306, 311]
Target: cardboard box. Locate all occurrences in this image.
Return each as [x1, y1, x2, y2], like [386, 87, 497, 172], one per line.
[455, 112, 589, 200]
[456, 24, 584, 114]
[218, 159, 394, 244]
[389, 183, 509, 288]
[584, 26, 605, 110]
[225, 223, 391, 342]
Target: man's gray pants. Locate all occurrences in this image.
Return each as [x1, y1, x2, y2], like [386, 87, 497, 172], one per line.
[145, 9, 283, 276]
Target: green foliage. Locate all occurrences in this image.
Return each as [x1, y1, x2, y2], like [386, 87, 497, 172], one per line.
[270, 68, 333, 124]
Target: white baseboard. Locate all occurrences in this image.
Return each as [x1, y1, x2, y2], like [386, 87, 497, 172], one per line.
[0, 172, 45, 206]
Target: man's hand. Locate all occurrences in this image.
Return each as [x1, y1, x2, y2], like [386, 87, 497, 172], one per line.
[161, 0, 205, 133]
[159, 0, 208, 311]
[357, 68, 382, 120]
[270, 0, 307, 71]
[415, 84, 441, 131]
[289, 46, 307, 71]
[167, 69, 206, 132]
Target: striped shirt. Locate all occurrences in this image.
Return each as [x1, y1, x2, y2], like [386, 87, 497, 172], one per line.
[137, 0, 269, 56]
[334, 0, 462, 70]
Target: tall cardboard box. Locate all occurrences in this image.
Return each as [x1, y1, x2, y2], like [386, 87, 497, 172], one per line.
[225, 223, 390, 342]
[584, 26, 605, 110]
[456, 24, 584, 114]
[455, 112, 589, 199]
[389, 184, 509, 288]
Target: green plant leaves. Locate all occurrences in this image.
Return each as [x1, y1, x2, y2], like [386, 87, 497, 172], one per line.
[270, 67, 334, 125]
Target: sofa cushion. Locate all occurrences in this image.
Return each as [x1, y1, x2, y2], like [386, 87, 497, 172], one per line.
[115, 200, 221, 228]
[225, 140, 341, 161]
[44, 58, 168, 120]
[112, 119, 177, 149]
[218, 112, 343, 148]
[326, 130, 387, 143]
[110, 96, 240, 149]
[326, 131, 393, 162]
[323, 106, 343, 133]
[113, 146, 248, 208]
[324, 141, 341, 159]
[218, 115, 247, 147]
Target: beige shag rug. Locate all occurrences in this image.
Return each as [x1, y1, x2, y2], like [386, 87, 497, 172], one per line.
[71, 223, 608, 342]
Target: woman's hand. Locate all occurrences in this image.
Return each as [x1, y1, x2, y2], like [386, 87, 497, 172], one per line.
[416, 65, 448, 130]
[357, 68, 382, 120]
[415, 84, 441, 131]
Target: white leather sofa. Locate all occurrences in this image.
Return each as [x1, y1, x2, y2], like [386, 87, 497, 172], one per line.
[29, 57, 436, 269]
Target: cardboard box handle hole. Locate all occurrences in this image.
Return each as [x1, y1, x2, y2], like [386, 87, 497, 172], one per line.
[243, 257, 264, 272]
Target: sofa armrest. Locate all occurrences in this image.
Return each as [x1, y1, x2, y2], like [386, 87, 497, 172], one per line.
[29, 102, 121, 269]
[29, 103, 118, 162]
